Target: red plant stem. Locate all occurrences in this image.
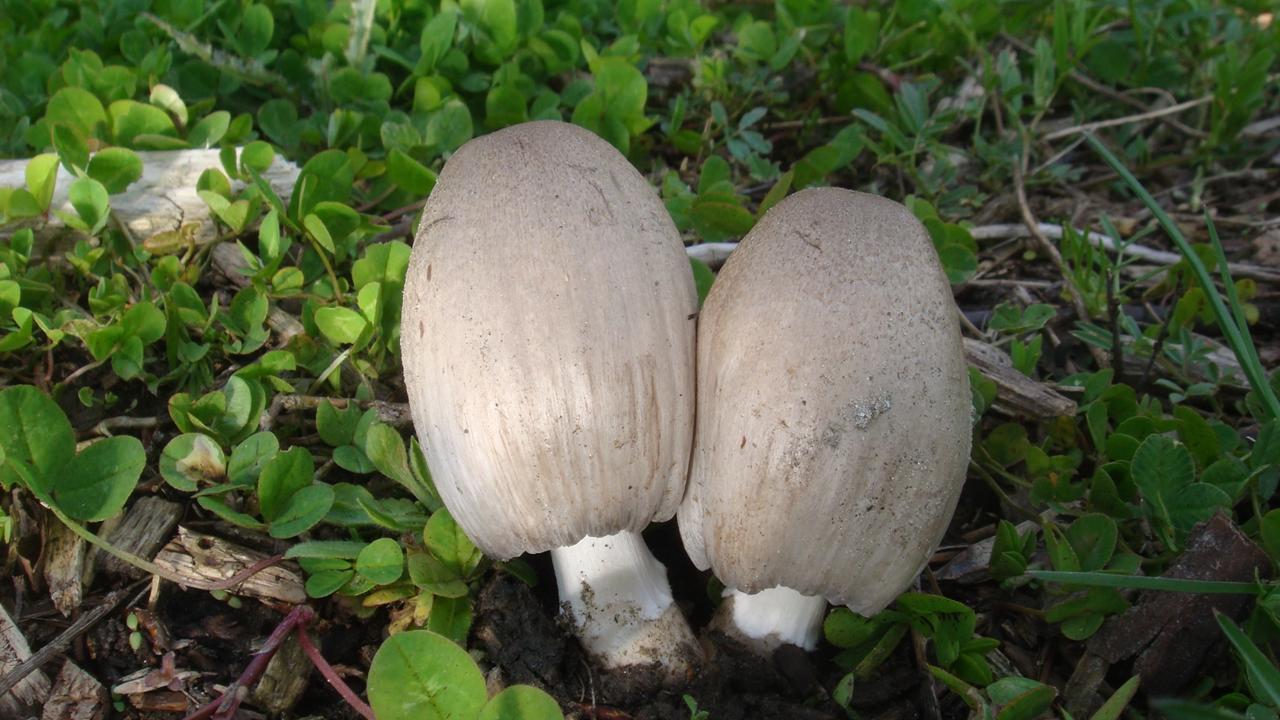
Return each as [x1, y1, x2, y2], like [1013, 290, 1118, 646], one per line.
[296, 627, 376, 720]
[183, 605, 315, 720]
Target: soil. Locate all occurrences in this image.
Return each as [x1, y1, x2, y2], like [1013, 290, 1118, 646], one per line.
[470, 519, 928, 720]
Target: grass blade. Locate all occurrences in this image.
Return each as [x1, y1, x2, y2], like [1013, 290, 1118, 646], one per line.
[1084, 133, 1280, 421]
[1090, 675, 1140, 720]
[1029, 570, 1258, 594]
[1216, 611, 1280, 707]
[1152, 699, 1247, 720]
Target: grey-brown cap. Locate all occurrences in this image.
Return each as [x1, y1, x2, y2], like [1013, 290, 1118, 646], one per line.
[678, 187, 970, 614]
[401, 121, 697, 560]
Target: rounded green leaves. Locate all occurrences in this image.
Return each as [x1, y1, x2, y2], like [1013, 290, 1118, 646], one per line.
[368, 630, 487, 720]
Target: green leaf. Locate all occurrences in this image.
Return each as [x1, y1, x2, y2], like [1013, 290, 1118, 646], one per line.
[57, 436, 145, 521]
[109, 99, 178, 146]
[25, 154, 60, 212]
[228, 431, 280, 485]
[45, 86, 107, 140]
[86, 148, 143, 194]
[258, 447, 315, 521]
[303, 213, 336, 254]
[388, 150, 438, 196]
[1217, 612, 1280, 707]
[239, 4, 275, 57]
[478, 686, 563, 720]
[188, 111, 231, 148]
[286, 540, 368, 560]
[690, 257, 714, 306]
[269, 483, 335, 538]
[1066, 514, 1117, 572]
[68, 177, 110, 233]
[0, 385, 75, 492]
[407, 553, 469, 597]
[240, 141, 275, 175]
[258, 100, 299, 149]
[426, 99, 474, 155]
[357, 537, 406, 584]
[307, 569, 354, 598]
[315, 306, 368, 345]
[149, 84, 187, 126]
[197, 496, 267, 530]
[52, 124, 89, 172]
[427, 595, 473, 644]
[824, 608, 885, 649]
[290, 149, 354, 218]
[843, 7, 880, 64]
[160, 433, 226, 491]
[419, 10, 458, 72]
[365, 422, 414, 487]
[1090, 676, 1140, 720]
[425, 508, 482, 577]
[368, 630, 487, 720]
[993, 680, 1056, 720]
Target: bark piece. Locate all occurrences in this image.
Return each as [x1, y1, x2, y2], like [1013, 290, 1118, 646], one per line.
[0, 602, 50, 717]
[1087, 513, 1269, 695]
[252, 632, 311, 714]
[152, 527, 305, 605]
[98, 496, 183, 579]
[42, 520, 86, 616]
[125, 689, 190, 713]
[42, 660, 107, 720]
[963, 339, 1078, 419]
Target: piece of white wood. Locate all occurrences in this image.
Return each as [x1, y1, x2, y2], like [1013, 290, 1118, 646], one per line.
[0, 602, 50, 718]
[0, 149, 300, 247]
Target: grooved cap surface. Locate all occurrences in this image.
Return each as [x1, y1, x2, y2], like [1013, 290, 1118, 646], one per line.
[401, 121, 697, 560]
[678, 188, 971, 613]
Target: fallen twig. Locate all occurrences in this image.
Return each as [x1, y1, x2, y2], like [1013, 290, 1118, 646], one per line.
[1042, 97, 1212, 141]
[0, 582, 146, 697]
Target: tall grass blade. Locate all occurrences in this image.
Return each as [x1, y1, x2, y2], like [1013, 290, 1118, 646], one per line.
[1084, 133, 1280, 420]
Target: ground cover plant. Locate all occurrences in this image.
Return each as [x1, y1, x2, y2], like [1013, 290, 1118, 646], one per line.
[0, 0, 1278, 718]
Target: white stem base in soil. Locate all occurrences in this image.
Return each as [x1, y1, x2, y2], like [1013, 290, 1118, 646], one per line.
[551, 530, 699, 683]
[717, 586, 828, 652]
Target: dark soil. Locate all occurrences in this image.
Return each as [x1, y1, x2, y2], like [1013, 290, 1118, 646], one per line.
[471, 523, 928, 720]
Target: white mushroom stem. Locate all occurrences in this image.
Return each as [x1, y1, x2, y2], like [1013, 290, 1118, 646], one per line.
[720, 586, 829, 652]
[551, 530, 697, 679]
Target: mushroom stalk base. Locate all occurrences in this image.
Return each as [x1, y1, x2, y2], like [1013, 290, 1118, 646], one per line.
[551, 530, 699, 684]
[716, 586, 828, 652]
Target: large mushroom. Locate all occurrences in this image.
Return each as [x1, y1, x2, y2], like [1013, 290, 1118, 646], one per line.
[400, 121, 700, 680]
[678, 187, 971, 651]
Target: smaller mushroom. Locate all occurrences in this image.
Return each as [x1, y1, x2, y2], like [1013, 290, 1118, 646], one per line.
[679, 188, 971, 652]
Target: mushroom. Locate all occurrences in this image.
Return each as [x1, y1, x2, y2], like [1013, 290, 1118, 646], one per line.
[400, 121, 701, 680]
[678, 187, 971, 651]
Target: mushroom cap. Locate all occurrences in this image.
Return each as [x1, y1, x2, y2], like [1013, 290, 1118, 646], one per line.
[401, 121, 697, 560]
[678, 187, 970, 614]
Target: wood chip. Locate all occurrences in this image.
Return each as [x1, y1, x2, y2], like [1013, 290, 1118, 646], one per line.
[1088, 513, 1270, 695]
[97, 496, 183, 580]
[0, 602, 50, 717]
[126, 689, 190, 713]
[252, 632, 312, 714]
[153, 527, 305, 605]
[963, 339, 1078, 419]
[41, 660, 107, 720]
[42, 520, 87, 616]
